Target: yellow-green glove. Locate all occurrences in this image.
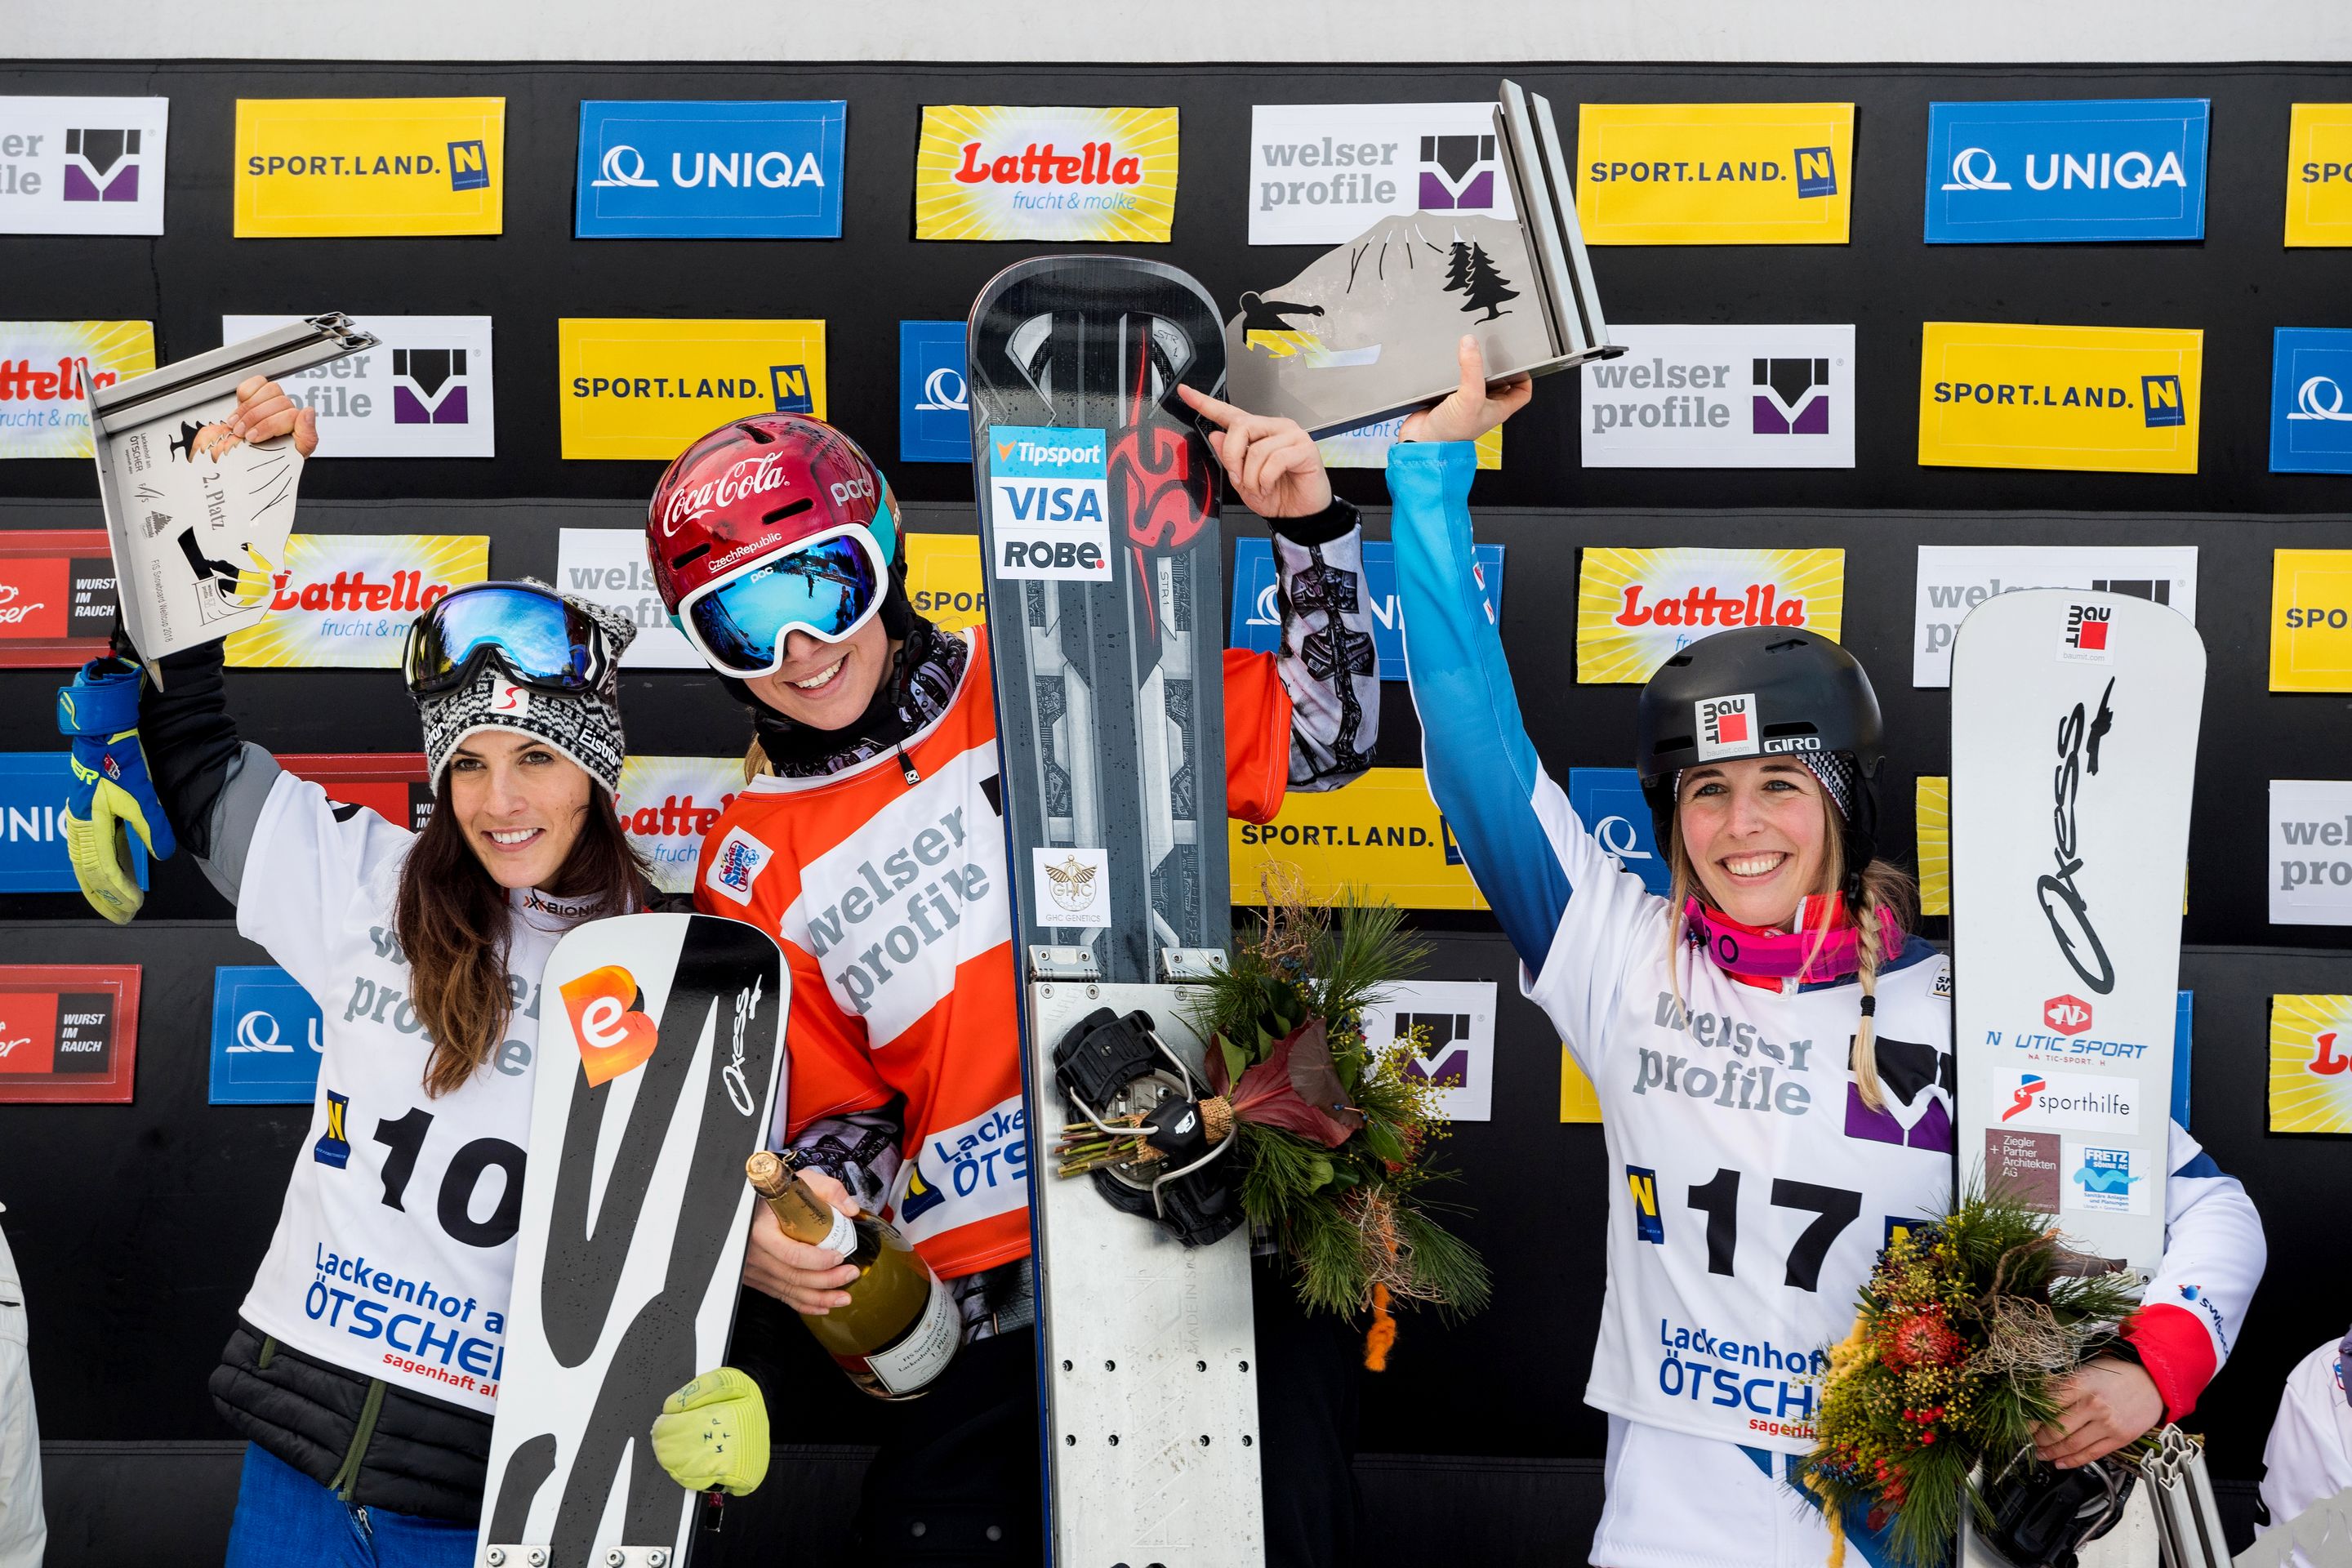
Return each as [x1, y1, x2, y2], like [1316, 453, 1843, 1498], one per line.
[56, 657, 175, 925]
[650, 1366, 769, 1495]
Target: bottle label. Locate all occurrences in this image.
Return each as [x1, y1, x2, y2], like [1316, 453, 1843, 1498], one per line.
[818, 1205, 857, 1260]
[864, 1271, 960, 1396]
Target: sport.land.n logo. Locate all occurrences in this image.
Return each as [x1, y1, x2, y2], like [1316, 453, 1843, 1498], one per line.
[232, 98, 506, 238]
[1917, 321, 2203, 475]
[1693, 693, 1758, 760]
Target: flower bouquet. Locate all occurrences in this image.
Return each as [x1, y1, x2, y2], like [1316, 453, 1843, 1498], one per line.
[1051, 887, 1489, 1365]
[1797, 1187, 2149, 1568]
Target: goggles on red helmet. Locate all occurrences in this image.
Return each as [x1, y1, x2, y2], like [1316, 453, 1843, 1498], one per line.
[403, 582, 616, 698]
[675, 524, 887, 680]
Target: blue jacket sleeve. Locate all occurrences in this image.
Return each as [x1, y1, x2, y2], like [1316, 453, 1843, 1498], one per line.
[1388, 443, 1665, 1051]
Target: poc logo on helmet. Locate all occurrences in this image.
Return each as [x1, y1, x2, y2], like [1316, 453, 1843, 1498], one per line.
[1693, 693, 1759, 761]
[830, 475, 875, 506]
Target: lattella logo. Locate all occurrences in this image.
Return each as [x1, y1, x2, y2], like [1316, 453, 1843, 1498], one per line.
[661, 452, 790, 535]
[2037, 678, 2116, 996]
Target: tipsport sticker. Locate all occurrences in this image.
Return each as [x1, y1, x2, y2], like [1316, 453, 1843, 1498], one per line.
[983, 426, 1110, 581]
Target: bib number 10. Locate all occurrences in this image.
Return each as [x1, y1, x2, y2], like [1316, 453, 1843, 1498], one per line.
[1683, 1168, 1862, 1292]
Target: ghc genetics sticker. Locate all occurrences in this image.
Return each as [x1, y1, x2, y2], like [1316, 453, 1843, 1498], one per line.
[985, 426, 1111, 581]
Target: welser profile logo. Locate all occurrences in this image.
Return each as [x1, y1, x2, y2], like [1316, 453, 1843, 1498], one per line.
[63, 128, 140, 203]
[1753, 356, 1832, 435]
[2044, 995, 2094, 1035]
[1419, 133, 1499, 211]
[1693, 693, 1757, 760]
[392, 348, 470, 425]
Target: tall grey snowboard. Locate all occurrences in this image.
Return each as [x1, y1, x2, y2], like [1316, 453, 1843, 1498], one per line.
[968, 256, 1263, 1566]
[1950, 588, 2204, 1276]
[477, 913, 786, 1568]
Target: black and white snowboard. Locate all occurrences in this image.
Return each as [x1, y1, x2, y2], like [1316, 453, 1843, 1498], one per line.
[1949, 589, 2204, 1277]
[476, 913, 786, 1568]
[968, 256, 1263, 1566]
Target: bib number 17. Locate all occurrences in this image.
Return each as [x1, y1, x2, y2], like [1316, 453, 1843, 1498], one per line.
[1681, 1168, 1862, 1292]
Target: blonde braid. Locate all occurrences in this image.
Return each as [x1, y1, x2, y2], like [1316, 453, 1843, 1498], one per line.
[1851, 876, 1888, 1112]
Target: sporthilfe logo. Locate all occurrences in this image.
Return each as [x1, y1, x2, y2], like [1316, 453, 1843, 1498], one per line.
[2044, 996, 2093, 1035]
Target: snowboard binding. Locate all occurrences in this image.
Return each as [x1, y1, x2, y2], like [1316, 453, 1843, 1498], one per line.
[1974, 1445, 2137, 1568]
[1052, 1006, 1243, 1249]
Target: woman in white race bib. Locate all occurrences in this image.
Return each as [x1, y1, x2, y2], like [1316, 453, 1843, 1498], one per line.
[96, 382, 653, 1566]
[1280, 342, 2267, 1567]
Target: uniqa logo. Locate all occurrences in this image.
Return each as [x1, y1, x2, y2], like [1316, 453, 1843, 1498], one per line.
[592, 142, 828, 190]
[662, 452, 790, 535]
[2288, 376, 2352, 423]
[1942, 147, 2188, 192]
[915, 366, 967, 413]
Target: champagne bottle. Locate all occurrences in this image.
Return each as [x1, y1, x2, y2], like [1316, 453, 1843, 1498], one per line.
[746, 1150, 960, 1401]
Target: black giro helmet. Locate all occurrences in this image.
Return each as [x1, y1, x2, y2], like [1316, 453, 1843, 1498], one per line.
[1634, 626, 1885, 898]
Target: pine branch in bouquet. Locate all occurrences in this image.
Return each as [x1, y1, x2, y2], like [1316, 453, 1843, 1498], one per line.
[1797, 1186, 2149, 1568]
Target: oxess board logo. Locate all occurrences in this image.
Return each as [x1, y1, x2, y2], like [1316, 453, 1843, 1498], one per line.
[0, 97, 169, 237]
[1575, 102, 1855, 245]
[1926, 98, 2208, 243]
[561, 964, 661, 1086]
[559, 318, 827, 461]
[576, 99, 845, 239]
[987, 425, 1111, 582]
[1918, 321, 2203, 474]
[233, 97, 506, 238]
[915, 105, 1178, 243]
[1693, 693, 1758, 760]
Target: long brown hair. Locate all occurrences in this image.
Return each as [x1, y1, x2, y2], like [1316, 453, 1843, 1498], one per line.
[394, 776, 648, 1097]
[1662, 782, 1918, 1111]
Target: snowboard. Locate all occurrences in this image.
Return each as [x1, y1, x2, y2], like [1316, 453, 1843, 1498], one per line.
[967, 256, 1263, 1566]
[1949, 589, 2205, 1279]
[476, 913, 786, 1568]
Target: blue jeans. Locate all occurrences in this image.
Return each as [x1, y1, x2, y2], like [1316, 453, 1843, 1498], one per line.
[224, 1443, 474, 1568]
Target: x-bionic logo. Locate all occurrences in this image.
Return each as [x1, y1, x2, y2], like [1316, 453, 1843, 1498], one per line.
[1419, 134, 1499, 212]
[1753, 357, 1833, 435]
[391, 349, 470, 425]
[64, 129, 140, 203]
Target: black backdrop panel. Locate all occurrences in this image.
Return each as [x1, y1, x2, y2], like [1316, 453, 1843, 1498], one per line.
[2, 56, 2350, 1490]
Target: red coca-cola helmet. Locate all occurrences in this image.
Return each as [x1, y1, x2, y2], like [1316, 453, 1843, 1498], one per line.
[644, 413, 901, 615]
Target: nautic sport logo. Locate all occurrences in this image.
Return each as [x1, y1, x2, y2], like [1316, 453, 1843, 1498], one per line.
[1918, 322, 2203, 474]
[2044, 996, 2094, 1036]
[559, 318, 827, 461]
[916, 105, 1178, 242]
[233, 98, 506, 238]
[1925, 99, 2209, 244]
[561, 964, 660, 1086]
[1576, 546, 1845, 683]
[1575, 102, 1855, 245]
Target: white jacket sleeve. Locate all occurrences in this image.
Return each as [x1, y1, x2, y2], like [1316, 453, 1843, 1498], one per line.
[2119, 1122, 2268, 1422]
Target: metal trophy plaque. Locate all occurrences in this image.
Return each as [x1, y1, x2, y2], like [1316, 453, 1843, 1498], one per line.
[1224, 79, 1620, 437]
[83, 313, 376, 677]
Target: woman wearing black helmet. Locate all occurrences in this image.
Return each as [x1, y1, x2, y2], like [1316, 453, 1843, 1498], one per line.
[1370, 341, 2262, 1566]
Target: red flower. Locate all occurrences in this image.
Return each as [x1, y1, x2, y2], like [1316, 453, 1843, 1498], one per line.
[1205, 1018, 1364, 1148]
[1879, 1307, 1962, 1372]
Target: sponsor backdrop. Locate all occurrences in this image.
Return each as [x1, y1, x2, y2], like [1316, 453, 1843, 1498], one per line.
[231, 96, 505, 238]
[2283, 102, 2352, 246]
[207, 964, 323, 1106]
[0, 319, 153, 458]
[223, 314, 494, 457]
[1912, 544, 2198, 687]
[8, 58, 2352, 1548]
[1575, 545, 1845, 683]
[913, 105, 1178, 242]
[1918, 321, 2204, 474]
[2265, 993, 2352, 1133]
[898, 318, 970, 463]
[0, 963, 138, 1102]
[0, 96, 169, 235]
[2269, 547, 2352, 690]
[1361, 979, 1498, 1122]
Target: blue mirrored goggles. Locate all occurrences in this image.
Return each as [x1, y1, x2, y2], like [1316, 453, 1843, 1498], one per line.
[403, 583, 609, 697]
[680, 528, 886, 679]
